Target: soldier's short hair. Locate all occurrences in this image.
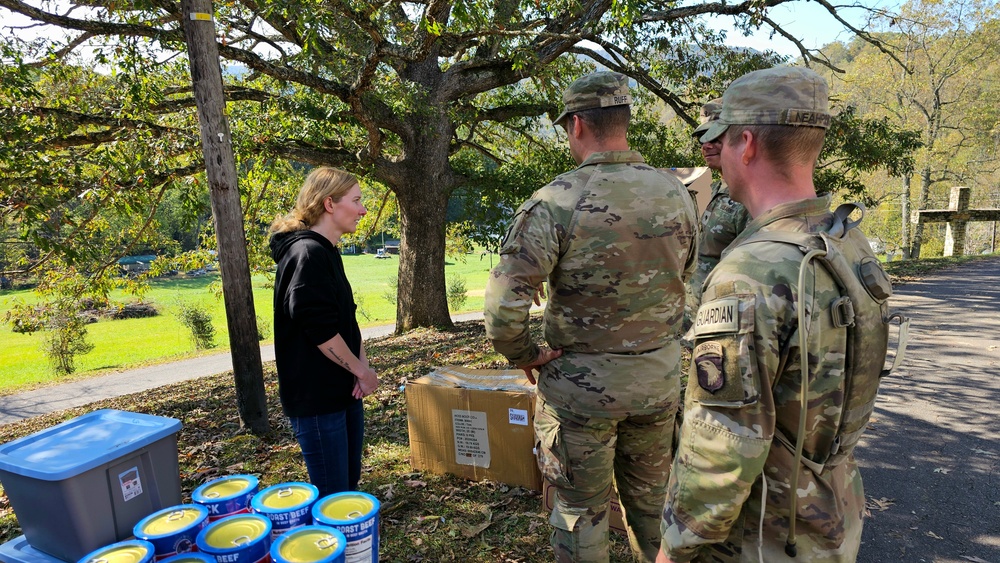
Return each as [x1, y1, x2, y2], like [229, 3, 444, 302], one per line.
[565, 105, 631, 141]
[723, 124, 826, 167]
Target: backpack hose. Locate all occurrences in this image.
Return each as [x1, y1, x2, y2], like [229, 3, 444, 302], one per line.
[784, 247, 827, 558]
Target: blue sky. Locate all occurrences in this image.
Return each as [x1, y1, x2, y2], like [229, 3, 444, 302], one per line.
[4, 1, 903, 65]
[708, 0, 903, 58]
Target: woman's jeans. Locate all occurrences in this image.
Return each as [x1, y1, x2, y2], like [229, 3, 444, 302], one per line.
[289, 400, 364, 497]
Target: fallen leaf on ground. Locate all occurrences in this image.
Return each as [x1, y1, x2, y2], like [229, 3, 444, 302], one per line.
[405, 479, 427, 488]
[926, 531, 944, 540]
[461, 509, 493, 538]
[866, 497, 895, 511]
[959, 556, 990, 563]
[378, 483, 395, 500]
[933, 467, 951, 474]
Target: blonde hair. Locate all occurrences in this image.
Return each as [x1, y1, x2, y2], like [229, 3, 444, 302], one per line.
[270, 167, 359, 233]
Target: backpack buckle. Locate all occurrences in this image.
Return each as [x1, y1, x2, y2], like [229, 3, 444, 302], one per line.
[831, 296, 855, 328]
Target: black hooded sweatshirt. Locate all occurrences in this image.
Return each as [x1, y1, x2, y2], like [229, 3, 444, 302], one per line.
[270, 229, 362, 417]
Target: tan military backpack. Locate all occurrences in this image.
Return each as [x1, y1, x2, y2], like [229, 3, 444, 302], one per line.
[742, 202, 909, 556]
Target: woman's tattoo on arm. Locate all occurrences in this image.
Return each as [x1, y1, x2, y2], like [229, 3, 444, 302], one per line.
[327, 346, 352, 373]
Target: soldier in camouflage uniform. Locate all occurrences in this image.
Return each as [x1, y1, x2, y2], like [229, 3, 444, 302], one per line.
[684, 99, 752, 327]
[658, 67, 874, 562]
[484, 71, 698, 563]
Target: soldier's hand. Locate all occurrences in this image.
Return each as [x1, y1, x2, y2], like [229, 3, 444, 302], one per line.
[532, 283, 547, 306]
[518, 346, 562, 384]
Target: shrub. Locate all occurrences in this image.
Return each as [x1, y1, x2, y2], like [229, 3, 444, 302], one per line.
[447, 275, 468, 312]
[383, 275, 398, 305]
[256, 314, 271, 341]
[44, 308, 95, 375]
[111, 302, 159, 320]
[355, 295, 372, 323]
[176, 304, 217, 350]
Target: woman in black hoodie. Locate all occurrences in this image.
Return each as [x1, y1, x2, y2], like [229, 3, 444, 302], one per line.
[269, 167, 379, 495]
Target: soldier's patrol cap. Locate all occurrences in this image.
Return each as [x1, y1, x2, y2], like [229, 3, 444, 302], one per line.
[699, 66, 831, 143]
[692, 98, 723, 139]
[553, 71, 632, 127]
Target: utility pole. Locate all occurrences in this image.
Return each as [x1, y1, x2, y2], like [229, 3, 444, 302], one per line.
[181, 0, 268, 434]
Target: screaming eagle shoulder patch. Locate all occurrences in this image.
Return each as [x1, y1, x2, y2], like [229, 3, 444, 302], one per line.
[694, 341, 724, 393]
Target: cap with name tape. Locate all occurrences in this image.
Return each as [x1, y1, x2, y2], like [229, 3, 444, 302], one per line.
[553, 71, 632, 127]
[699, 66, 831, 143]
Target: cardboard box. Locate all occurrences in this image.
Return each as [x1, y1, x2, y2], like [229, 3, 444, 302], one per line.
[405, 366, 541, 490]
[541, 481, 626, 535]
[663, 166, 713, 214]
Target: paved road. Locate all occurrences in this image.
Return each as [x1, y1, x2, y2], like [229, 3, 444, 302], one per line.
[1, 262, 998, 563]
[856, 257, 1000, 563]
[0, 312, 483, 425]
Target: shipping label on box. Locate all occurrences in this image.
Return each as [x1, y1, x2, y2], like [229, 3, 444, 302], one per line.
[452, 409, 490, 467]
[405, 366, 541, 490]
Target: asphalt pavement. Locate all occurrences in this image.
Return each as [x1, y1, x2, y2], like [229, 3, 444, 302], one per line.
[855, 257, 1000, 563]
[0, 262, 998, 563]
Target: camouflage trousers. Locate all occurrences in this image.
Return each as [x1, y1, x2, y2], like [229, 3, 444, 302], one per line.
[535, 395, 679, 563]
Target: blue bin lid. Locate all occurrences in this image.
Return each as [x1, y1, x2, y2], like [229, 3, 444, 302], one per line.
[0, 409, 181, 481]
[0, 536, 67, 563]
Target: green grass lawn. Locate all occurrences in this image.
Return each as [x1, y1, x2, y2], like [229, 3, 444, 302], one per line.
[0, 252, 495, 393]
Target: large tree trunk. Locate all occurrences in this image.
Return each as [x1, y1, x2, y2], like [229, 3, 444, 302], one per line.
[910, 166, 933, 259]
[391, 112, 458, 332]
[395, 172, 452, 331]
[183, 0, 268, 434]
[901, 174, 912, 259]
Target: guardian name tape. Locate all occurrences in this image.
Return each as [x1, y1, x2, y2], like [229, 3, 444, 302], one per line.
[694, 297, 739, 335]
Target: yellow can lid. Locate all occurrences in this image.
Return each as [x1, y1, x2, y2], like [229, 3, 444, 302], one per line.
[316, 494, 374, 521]
[141, 507, 205, 535]
[84, 544, 151, 563]
[203, 515, 269, 548]
[201, 477, 253, 500]
[258, 484, 315, 509]
[276, 529, 342, 562]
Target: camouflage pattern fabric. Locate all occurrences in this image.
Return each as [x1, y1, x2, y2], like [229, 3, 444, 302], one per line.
[485, 150, 698, 562]
[553, 71, 632, 126]
[684, 180, 751, 326]
[700, 67, 830, 144]
[537, 387, 678, 563]
[662, 195, 870, 562]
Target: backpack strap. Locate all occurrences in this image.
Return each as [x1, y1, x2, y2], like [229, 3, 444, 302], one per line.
[828, 202, 865, 238]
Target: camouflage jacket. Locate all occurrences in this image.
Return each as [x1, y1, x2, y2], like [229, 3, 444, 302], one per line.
[663, 195, 868, 562]
[484, 150, 698, 415]
[685, 180, 751, 314]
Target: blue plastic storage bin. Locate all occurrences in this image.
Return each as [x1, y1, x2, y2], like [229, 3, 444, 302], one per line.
[0, 410, 182, 562]
[0, 536, 65, 563]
